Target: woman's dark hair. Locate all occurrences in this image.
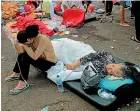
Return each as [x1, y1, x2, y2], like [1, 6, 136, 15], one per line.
[26, 25, 39, 38]
[32, 1, 38, 8]
[17, 30, 29, 43]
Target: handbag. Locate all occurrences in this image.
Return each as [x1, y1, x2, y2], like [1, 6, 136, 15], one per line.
[81, 65, 102, 94]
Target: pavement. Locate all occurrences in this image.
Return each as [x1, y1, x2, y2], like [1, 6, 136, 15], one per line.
[1, 2, 140, 111]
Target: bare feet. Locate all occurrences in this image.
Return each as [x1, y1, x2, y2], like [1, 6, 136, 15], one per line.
[12, 81, 26, 89]
[10, 72, 20, 77]
[120, 23, 130, 27]
[5, 72, 20, 81]
[9, 81, 29, 95]
[124, 20, 130, 23]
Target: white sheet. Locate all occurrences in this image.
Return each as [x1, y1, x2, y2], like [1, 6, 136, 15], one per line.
[51, 38, 96, 64]
[47, 38, 96, 83]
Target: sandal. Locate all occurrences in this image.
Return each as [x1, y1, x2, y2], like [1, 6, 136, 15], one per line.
[5, 76, 19, 82]
[130, 36, 140, 43]
[8, 84, 29, 95]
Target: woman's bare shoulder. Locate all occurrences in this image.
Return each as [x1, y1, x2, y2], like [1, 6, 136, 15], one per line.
[38, 34, 50, 41]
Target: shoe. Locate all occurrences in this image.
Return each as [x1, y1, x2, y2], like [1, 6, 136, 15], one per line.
[8, 84, 29, 95]
[131, 14, 135, 19]
[130, 16, 135, 19]
[130, 36, 140, 43]
[106, 12, 111, 16]
[5, 76, 19, 82]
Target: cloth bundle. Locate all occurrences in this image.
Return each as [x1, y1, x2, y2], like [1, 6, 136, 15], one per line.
[1, 2, 20, 19]
[11, 16, 54, 37]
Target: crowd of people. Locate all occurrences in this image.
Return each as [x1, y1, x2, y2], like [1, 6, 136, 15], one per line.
[53, 0, 140, 42]
[3, 0, 140, 95]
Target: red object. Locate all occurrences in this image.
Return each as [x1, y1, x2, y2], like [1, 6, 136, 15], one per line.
[87, 4, 94, 13]
[16, 12, 31, 18]
[62, 9, 85, 27]
[112, 0, 118, 4]
[24, 4, 35, 12]
[11, 16, 54, 37]
[54, 5, 62, 11]
[27, 0, 41, 5]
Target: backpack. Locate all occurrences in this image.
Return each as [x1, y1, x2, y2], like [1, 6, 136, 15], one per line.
[80, 65, 102, 94]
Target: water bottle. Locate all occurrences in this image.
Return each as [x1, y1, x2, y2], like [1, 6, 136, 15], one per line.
[98, 89, 116, 99]
[56, 75, 64, 92]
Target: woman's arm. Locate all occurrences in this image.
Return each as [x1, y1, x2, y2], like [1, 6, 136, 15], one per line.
[14, 40, 25, 53]
[23, 38, 46, 60]
[66, 53, 96, 70]
[66, 60, 81, 70]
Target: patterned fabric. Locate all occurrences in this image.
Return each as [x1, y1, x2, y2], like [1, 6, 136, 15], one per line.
[80, 51, 115, 76]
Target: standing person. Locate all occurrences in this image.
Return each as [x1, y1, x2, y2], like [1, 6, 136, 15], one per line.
[105, 1, 113, 16]
[130, 1, 140, 43]
[5, 25, 57, 95]
[120, 0, 130, 26]
[130, 1, 135, 19]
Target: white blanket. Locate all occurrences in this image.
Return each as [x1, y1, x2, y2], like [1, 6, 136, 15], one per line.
[47, 38, 96, 83]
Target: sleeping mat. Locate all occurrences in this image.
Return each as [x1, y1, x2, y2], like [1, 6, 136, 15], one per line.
[63, 58, 140, 110]
[50, 35, 140, 110]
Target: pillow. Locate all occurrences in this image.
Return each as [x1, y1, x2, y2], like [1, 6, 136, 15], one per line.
[99, 75, 134, 92]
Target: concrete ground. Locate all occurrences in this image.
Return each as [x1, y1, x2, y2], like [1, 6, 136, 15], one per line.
[1, 2, 140, 111]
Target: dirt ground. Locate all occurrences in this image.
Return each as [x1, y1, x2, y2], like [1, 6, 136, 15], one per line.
[1, 2, 140, 111]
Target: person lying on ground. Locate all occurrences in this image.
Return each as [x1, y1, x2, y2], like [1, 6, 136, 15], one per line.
[66, 51, 132, 79]
[5, 25, 57, 95]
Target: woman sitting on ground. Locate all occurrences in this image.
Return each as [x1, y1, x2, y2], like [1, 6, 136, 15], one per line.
[66, 51, 132, 79]
[5, 25, 57, 95]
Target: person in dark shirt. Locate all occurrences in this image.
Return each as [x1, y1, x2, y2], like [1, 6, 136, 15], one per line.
[105, 1, 113, 16]
[130, 1, 140, 43]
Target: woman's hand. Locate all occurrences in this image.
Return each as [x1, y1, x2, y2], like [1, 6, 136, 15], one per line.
[66, 64, 75, 70]
[18, 43, 24, 47]
[66, 60, 82, 70]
